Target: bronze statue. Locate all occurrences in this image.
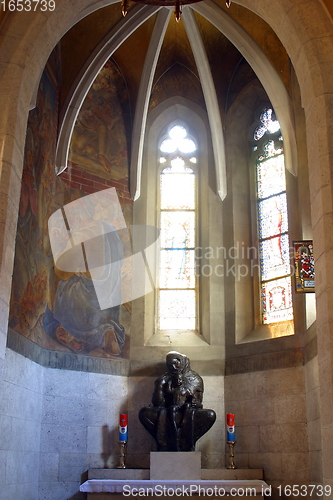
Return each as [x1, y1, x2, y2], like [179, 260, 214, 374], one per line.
[139, 351, 216, 451]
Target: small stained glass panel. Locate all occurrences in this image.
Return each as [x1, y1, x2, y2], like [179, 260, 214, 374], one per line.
[160, 211, 195, 249]
[257, 154, 285, 199]
[159, 289, 196, 330]
[294, 240, 315, 292]
[262, 276, 293, 324]
[254, 125, 266, 141]
[160, 249, 195, 289]
[260, 107, 272, 124]
[254, 107, 280, 140]
[160, 173, 195, 210]
[258, 193, 288, 240]
[260, 233, 291, 281]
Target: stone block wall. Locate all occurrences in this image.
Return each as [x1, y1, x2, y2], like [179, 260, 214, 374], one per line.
[224, 366, 310, 496]
[0, 348, 128, 500]
[39, 365, 128, 500]
[0, 348, 44, 500]
[0, 349, 225, 500]
[305, 356, 323, 485]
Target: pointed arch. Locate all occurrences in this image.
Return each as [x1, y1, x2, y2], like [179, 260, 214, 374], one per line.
[193, 0, 298, 176]
[55, 4, 161, 175]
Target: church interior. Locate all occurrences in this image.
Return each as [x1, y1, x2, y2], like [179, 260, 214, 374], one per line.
[0, 0, 333, 498]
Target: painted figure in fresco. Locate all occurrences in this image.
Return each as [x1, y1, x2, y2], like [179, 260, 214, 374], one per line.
[139, 351, 216, 451]
[70, 67, 128, 179]
[10, 57, 131, 359]
[43, 196, 125, 355]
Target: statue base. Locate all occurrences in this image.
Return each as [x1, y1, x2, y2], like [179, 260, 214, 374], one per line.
[150, 451, 201, 480]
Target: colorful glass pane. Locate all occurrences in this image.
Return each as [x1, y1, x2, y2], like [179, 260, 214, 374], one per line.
[257, 154, 285, 199]
[161, 211, 195, 249]
[260, 107, 272, 124]
[254, 125, 266, 141]
[258, 193, 288, 240]
[254, 107, 280, 141]
[159, 289, 196, 330]
[257, 141, 283, 161]
[159, 249, 195, 289]
[294, 240, 315, 292]
[262, 276, 293, 324]
[260, 234, 291, 281]
[160, 173, 195, 210]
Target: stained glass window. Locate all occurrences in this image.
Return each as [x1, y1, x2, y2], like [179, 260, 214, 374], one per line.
[254, 108, 293, 325]
[158, 125, 197, 331]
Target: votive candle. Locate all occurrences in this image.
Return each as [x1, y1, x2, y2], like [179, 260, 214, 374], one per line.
[119, 413, 128, 442]
[227, 413, 235, 441]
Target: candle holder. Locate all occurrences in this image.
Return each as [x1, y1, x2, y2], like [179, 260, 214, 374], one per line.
[226, 441, 237, 469]
[117, 440, 127, 469]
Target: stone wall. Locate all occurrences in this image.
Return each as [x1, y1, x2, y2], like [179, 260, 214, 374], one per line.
[0, 348, 44, 500]
[0, 349, 225, 500]
[0, 348, 128, 500]
[39, 366, 128, 499]
[305, 356, 323, 485]
[224, 366, 309, 496]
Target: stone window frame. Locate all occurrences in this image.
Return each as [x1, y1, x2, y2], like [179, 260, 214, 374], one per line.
[233, 103, 302, 344]
[155, 125, 199, 335]
[248, 108, 295, 339]
[131, 96, 225, 354]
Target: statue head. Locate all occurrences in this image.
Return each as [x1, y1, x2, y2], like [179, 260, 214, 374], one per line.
[166, 351, 190, 375]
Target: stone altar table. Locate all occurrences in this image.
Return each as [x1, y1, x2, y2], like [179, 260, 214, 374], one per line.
[80, 451, 267, 499]
[80, 478, 267, 499]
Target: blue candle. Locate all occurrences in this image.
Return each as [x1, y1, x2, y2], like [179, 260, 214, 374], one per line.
[227, 413, 235, 441]
[119, 414, 128, 442]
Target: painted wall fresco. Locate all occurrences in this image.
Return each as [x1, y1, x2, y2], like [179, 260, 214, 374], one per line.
[9, 56, 132, 363]
[68, 59, 131, 182]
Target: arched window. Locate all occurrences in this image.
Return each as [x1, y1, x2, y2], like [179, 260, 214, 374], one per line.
[157, 125, 197, 331]
[253, 107, 293, 324]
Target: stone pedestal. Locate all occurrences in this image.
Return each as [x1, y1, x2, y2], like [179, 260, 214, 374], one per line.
[150, 452, 201, 480]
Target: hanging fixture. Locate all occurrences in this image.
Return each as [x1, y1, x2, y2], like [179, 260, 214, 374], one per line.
[122, 0, 205, 21]
[121, 0, 231, 21]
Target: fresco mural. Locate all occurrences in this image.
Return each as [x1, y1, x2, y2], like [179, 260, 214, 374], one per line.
[9, 55, 132, 363]
[68, 59, 131, 181]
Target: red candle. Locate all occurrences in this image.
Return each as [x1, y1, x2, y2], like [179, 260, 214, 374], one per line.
[119, 414, 127, 441]
[227, 413, 235, 441]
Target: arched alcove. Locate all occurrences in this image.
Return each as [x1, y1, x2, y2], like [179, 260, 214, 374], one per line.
[0, 0, 332, 494]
